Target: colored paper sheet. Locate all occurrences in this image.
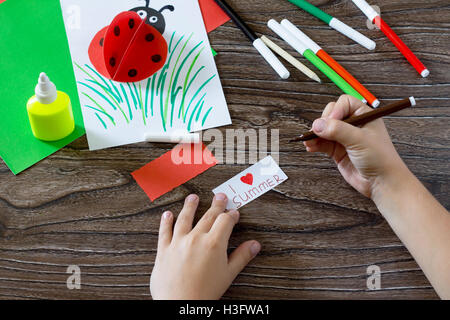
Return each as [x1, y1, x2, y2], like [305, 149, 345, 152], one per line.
[199, 0, 230, 33]
[60, 0, 231, 151]
[132, 143, 217, 201]
[213, 156, 288, 209]
[0, 0, 85, 175]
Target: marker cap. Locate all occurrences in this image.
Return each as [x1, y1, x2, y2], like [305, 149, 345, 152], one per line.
[352, 0, 380, 22]
[267, 19, 308, 55]
[329, 18, 376, 50]
[281, 19, 321, 53]
[252, 38, 290, 79]
[35, 72, 57, 104]
[144, 132, 201, 144]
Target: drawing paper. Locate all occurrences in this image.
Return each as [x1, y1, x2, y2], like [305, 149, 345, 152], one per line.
[213, 156, 288, 209]
[60, 0, 231, 150]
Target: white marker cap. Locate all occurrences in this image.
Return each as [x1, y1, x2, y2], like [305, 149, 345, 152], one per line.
[35, 72, 57, 104]
[281, 19, 322, 54]
[329, 18, 376, 50]
[144, 132, 201, 144]
[352, 0, 380, 22]
[409, 96, 416, 106]
[267, 19, 308, 56]
[252, 38, 290, 79]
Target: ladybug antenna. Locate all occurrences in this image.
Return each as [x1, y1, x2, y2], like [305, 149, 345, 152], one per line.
[159, 5, 174, 13]
[143, 0, 150, 7]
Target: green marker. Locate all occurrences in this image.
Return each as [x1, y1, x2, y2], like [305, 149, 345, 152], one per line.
[267, 19, 366, 102]
[302, 50, 364, 102]
[287, 0, 376, 50]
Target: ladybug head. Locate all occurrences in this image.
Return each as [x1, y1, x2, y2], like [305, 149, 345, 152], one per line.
[130, 0, 174, 35]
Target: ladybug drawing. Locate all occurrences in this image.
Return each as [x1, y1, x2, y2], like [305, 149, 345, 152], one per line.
[130, 0, 174, 35]
[88, 1, 175, 83]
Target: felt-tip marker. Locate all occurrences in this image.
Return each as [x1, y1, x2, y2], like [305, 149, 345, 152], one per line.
[213, 0, 290, 79]
[268, 19, 366, 103]
[287, 0, 376, 50]
[281, 19, 380, 107]
[352, 0, 429, 77]
[291, 97, 416, 142]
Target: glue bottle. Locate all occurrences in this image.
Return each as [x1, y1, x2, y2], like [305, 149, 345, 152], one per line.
[27, 73, 75, 141]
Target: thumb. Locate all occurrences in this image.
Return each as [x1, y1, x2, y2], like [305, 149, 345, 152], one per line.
[312, 118, 364, 148]
[228, 240, 261, 279]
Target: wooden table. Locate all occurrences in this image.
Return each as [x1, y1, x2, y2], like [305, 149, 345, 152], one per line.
[0, 0, 448, 300]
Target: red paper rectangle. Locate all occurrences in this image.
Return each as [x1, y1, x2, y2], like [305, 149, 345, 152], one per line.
[199, 0, 230, 33]
[132, 143, 217, 201]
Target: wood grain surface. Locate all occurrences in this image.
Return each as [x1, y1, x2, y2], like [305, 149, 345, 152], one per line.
[0, 0, 449, 300]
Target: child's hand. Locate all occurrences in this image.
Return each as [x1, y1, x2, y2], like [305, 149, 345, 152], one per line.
[304, 95, 408, 199]
[150, 194, 261, 300]
[305, 96, 450, 299]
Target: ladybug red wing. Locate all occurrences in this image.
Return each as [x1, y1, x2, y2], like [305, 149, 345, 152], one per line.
[103, 11, 145, 80]
[88, 11, 168, 83]
[88, 26, 110, 79]
[113, 24, 168, 82]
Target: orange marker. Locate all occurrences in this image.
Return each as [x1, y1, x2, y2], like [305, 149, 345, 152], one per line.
[281, 19, 380, 108]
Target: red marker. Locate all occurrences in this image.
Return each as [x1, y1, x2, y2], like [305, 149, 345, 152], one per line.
[352, 0, 429, 78]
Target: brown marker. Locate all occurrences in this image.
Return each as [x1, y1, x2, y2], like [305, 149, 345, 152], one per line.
[291, 97, 416, 142]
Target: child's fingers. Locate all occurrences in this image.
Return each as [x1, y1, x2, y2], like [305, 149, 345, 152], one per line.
[312, 118, 363, 149]
[228, 240, 261, 280]
[329, 95, 370, 120]
[304, 138, 335, 155]
[322, 101, 336, 118]
[158, 211, 174, 250]
[173, 194, 199, 237]
[194, 193, 228, 233]
[306, 139, 348, 163]
[208, 210, 239, 243]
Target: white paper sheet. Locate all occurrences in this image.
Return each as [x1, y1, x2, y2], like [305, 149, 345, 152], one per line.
[213, 156, 288, 209]
[60, 0, 231, 150]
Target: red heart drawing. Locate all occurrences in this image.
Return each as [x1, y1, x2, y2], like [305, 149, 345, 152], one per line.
[88, 11, 168, 83]
[240, 173, 253, 185]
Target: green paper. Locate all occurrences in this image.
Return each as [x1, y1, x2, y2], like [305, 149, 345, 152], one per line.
[303, 49, 365, 101]
[288, 0, 334, 25]
[211, 47, 217, 57]
[0, 0, 85, 175]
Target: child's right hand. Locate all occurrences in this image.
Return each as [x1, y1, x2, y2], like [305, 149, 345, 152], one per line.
[305, 96, 450, 299]
[303, 95, 409, 200]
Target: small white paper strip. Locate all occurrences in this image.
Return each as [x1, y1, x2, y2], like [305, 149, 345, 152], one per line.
[213, 156, 288, 210]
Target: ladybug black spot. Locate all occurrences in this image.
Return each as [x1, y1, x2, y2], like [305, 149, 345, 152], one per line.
[128, 19, 135, 29]
[114, 26, 120, 36]
[145, 33, 155, 42]
[99, 38, 104, 47]
[128, 69, 138, 77]
[109, 57, 116, 67]
[151, 55, 162, 63]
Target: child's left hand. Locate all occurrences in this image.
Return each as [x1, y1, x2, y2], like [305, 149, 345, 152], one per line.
[150, 193, 261, 300]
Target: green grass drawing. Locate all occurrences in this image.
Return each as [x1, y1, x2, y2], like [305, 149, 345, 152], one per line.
[76, 31, 215, 131]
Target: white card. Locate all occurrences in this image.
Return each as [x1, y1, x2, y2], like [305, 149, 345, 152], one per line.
[213, 156, 288, 210]
[60, 0, 231, 150]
